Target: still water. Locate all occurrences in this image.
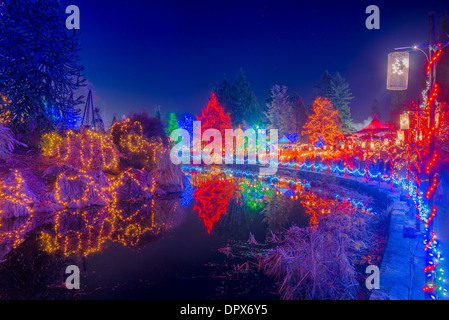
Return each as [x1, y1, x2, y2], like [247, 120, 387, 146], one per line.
[0, 168, 375, 300]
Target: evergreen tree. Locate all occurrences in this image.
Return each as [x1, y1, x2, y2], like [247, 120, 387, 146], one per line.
[328, 73, 354, 133]
[166, 112, 180, 136]
[213, 69, 260, 127]
[0, 0, 85, 142]
[264, 87, 310, 138]
[178, 113, 194, 143]
[196, 94, 230, 154]
[213, 76, 234, 118]
[302, 97, 342, 146]
[314, 71, 354, 134]
[233, 69, 261, 125]
[264, 85, 293, 137]
[290, 94, 310, 141]
[313, 70, 334, 99]
[196, 93, 231, 138]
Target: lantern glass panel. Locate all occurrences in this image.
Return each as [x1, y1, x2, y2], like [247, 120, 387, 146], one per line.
[387, 52, 409, 90]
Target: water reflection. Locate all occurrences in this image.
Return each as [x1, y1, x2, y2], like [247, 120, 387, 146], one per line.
[0, 213, 53, 263]
[186, 167, 374, 235]
[39, 199, 185, 258]
[191, 171, 235, 234]
[0, 169, 374, 261]
[0, 168, 377, 299]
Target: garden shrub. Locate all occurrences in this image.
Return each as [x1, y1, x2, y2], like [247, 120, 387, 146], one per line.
[129, 112, 167, 145]
[110, 118, 167, 171]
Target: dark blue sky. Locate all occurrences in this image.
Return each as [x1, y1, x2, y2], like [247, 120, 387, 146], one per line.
[62, 0, 449, 126]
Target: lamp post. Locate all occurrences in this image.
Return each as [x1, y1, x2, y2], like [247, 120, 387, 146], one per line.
[388, 12, 449, 300]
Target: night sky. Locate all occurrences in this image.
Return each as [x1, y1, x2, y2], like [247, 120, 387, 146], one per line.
[61, 0, 449, 127]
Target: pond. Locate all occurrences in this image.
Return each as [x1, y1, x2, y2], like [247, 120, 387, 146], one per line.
[0, 166, 383, 300]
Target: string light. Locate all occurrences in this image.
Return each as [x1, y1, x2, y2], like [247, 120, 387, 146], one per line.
[41, 130, 119, 172]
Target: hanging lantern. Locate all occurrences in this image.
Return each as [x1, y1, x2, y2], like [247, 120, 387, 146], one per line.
[400, 112, 410, 130]
[370, 141, 375, 150]
[397, 130, 404, 142]
[387, 51, 410, 90]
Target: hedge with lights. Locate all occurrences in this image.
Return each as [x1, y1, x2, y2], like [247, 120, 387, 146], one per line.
[40, 129, 119, 172]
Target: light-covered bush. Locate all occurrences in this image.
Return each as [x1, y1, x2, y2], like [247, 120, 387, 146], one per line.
[40, 129, 119, 172]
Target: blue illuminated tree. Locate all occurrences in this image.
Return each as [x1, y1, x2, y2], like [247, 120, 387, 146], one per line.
[177, 113, 194, 142]
[181, 174, 195, 207]
[0, 0, 86, 143]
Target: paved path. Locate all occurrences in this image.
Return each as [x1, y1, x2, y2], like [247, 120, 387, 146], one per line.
[277, 167, 435, 299]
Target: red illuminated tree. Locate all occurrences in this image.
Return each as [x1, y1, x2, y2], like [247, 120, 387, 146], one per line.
[196, 93, 231, 136]
[302, 97, 343, 146]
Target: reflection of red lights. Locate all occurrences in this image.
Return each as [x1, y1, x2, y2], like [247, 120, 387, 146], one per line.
[300, 190, 335, 230]
[300, 190, 356, 231]
[193, 176, 234, 234]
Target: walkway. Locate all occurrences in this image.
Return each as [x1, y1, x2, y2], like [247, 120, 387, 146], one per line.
[277, 166, 437, 300]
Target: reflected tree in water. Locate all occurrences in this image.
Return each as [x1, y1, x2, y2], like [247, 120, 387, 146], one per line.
[38, 198, 184, 259]
[193, 174, 234, 234]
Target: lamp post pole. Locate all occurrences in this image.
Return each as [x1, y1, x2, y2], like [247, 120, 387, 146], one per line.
[391, 12, 449, 300]
[426, 11, 437, 301]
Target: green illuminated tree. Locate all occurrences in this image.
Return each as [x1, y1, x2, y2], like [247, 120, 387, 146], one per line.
[166, 112, 180, 137]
